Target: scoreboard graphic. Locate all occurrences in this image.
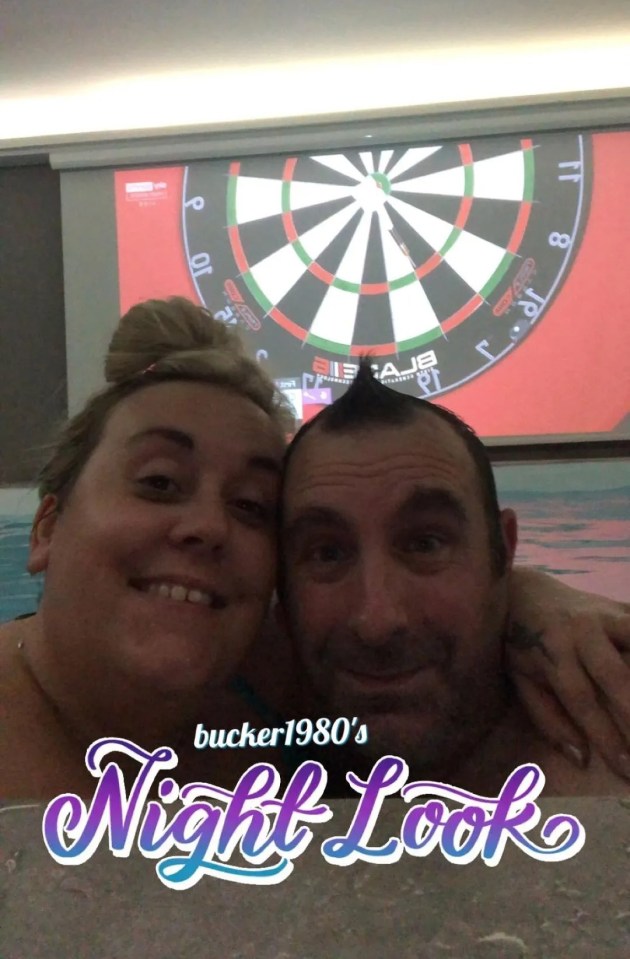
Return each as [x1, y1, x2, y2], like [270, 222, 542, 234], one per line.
[115, 129, 630, 439]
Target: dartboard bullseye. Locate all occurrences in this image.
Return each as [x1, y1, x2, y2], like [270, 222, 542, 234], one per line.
[182, 133, 590, 408]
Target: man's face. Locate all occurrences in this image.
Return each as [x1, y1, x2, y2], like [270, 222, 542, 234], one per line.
[281, 413, 517, 772]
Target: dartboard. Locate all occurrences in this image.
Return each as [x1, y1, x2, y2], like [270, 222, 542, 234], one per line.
[183, 133, 590, 401]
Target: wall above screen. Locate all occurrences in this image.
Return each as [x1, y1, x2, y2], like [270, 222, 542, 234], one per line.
[2, 0, 630, 146]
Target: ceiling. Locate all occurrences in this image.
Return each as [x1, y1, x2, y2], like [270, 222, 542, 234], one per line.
[2, 0, 630, 144]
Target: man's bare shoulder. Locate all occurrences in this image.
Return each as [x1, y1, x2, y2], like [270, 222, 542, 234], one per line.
[535, 743, 629, 797]
[460, 705, 629, 797]
[506, 708, 629, 797]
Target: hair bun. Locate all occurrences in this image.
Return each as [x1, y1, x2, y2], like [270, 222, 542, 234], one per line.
[104, 296, 245, 383]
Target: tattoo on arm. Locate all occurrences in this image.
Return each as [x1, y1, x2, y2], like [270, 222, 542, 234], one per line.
[507, 622, 555, 664]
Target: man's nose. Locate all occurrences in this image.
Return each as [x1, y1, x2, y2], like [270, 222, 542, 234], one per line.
[346, 555, 409, 645]
[168, 494, 230, 554]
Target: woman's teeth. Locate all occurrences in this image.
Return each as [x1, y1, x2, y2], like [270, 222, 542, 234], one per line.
[143, 582, 226, 609]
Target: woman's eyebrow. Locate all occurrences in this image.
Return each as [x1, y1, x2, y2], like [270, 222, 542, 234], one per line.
[125, 427, 195, 451]
[248, 455, 283, 476]
[125, 431, 281, 475]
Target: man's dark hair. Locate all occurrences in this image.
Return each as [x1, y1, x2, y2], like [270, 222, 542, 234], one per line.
[283, 359, 508, 575]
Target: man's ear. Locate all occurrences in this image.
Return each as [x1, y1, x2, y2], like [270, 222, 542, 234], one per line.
[499, 508, 518, 570]
[28, 494, 59, 574]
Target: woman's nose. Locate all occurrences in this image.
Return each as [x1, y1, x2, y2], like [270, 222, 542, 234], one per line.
[168, 495, 230, 554]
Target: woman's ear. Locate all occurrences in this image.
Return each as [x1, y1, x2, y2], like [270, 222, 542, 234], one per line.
[28, 494, 59, 574]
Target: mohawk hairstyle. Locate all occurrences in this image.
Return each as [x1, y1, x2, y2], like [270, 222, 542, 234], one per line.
[316, 358, 415, 428]
[283, 358, 508, 574]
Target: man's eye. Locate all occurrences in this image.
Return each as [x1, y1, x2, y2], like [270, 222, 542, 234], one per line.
[306, 543, 347, 564]
[404, 534, 446, 553]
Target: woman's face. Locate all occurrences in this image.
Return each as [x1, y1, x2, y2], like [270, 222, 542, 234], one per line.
[29, 381, 285, 692]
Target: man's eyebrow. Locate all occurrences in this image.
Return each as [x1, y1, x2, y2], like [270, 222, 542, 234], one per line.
[126, 427, 194, 451]
[283, 506, 347, 538]
[400, 486, 468, 523]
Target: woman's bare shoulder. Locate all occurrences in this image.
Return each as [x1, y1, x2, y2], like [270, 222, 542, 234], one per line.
[0, 618, 28, 699]
[0, 618, 91, 801]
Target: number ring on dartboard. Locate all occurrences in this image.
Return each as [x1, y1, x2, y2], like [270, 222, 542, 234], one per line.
[184, 134, 590, 395]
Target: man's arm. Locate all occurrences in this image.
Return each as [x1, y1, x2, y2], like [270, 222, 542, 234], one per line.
[506, 566, 630, 781]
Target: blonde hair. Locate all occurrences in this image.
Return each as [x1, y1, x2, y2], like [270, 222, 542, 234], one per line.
[38, 297, 294, 505]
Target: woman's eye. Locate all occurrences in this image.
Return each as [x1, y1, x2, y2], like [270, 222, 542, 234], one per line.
[233, 498, 271, 522]
[137, 474, 180, 495]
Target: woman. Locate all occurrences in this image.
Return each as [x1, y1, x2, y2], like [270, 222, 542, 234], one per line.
[0, 297, 627, 799]
[0, 298, 294, 798]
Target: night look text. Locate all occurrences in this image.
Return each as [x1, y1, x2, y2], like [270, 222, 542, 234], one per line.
[42, 739, 584, 890]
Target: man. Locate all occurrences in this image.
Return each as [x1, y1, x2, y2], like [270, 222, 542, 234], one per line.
[276, 362, 628, 795]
